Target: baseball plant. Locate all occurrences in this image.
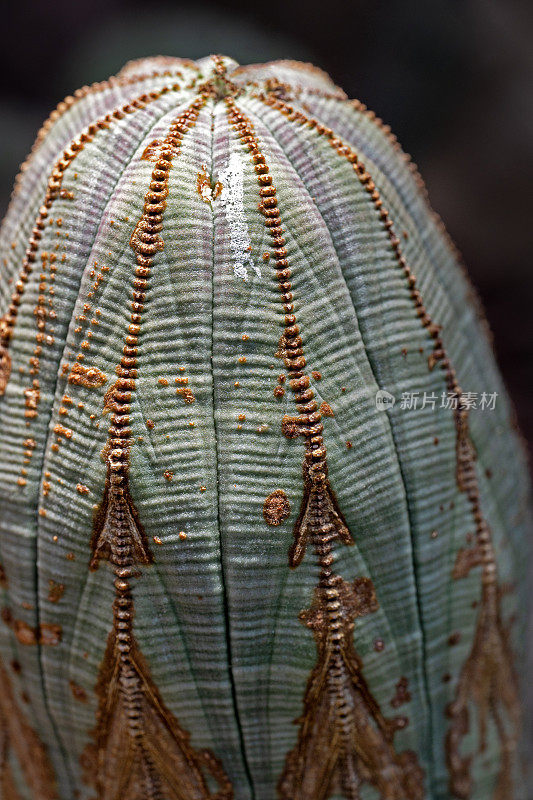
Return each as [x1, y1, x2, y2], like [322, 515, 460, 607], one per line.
[0, 55, 530, 800]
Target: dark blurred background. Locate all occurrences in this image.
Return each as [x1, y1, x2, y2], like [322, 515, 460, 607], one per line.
[1, 0, 531, 456]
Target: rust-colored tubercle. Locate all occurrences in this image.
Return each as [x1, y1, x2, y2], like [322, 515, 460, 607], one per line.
[255, 91, 519, 799]
[223, 71, 425, 799]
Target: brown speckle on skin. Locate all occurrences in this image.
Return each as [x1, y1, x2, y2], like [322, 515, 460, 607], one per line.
[391, 677, 411, 708]
[146, 419, 155, 429]
[176, 386, 195, 403]
[2, 613, 62, 647]
[70, 681, 88, 703]
[48, 580, 65, 603]
[23, 382, 40, 420]
[319, 402, 334, 417]
[448, 631, 461, 647]
[53, 423, 73, 440]
[311, 370, 321, 380]
[281, 415, 301, 439]
[13, 620, 38, 646]
[374, 637, 385, 652]
[67, 363, 107, 388]
[263, 489, 291, 527]
[1, 607, 12, 626]
[39, 624, 62, 646]
[163, 471, 173, 482]
[76, 483, 89, 495]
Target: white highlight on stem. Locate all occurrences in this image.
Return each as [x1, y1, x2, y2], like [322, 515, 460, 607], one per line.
[219, 152, 261, 281]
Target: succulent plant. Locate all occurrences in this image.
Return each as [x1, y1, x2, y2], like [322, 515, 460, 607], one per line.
[0, 54, 530, 800]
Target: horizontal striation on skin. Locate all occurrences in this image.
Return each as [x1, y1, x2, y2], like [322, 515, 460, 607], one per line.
[213, 102, 314, 796]
[0, 82, 202, 401]
[283, 90, 530, 485]
[0, 54, 530, 800]
[211, 99, 431, 796]
[0, 68, 200, 313]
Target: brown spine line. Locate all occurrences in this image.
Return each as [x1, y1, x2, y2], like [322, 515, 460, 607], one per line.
[257, 92, 519, 800]
[0, 81, 187, 398]
[259, 79, 491, 341]
[225, 93, 425, 800]
[345, 94, 491, 336]
[10, 67, 194, 201]
[85, 90, 233, 800]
